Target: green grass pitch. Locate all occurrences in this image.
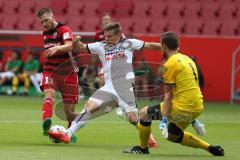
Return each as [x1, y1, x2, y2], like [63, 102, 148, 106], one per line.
[0, 96, 239, 160]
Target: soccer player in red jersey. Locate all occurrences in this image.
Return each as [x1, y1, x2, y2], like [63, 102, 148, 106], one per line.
[36, 8, 79, 138]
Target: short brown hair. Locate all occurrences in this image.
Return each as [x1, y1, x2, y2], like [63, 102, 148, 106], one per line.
[103, 22, 122, 34]
[37, 7, 53, 17]
[160, 32, 179, 50]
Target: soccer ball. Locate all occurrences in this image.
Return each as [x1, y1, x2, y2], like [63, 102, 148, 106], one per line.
[48, 125, 66, 143]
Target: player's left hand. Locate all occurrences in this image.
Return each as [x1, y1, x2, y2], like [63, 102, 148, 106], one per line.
[43, 47, 58, 57]
[160, 116, 168, 139]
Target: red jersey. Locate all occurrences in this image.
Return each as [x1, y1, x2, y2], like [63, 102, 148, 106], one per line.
[43, 23, 74, 72]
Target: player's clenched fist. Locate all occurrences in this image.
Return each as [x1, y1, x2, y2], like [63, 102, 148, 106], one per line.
[73, 36, 81, 43]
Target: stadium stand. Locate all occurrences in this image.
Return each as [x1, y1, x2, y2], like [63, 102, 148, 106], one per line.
[115, 0, 134, 18]
[132, 18, 151, 34]
[67, 0, 84, 17]
[184, 19, 203, 35]
[0, 0, 239, 35]
[131, 0, 150, 18]
[118, 17, 133, 35]
[98, 0, 116, 16]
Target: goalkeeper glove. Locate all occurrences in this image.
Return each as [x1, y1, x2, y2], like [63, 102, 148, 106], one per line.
[192, 119, 206, 136]
[159, 116, 168, 139]
[116, 108, 124, 120]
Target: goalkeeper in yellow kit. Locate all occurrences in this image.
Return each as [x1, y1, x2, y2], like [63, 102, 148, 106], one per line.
[124, 32, 224, 156]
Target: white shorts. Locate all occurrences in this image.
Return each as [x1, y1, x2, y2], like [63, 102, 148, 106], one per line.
[0, 71, 15, 79]
[89, 82, 137, 113]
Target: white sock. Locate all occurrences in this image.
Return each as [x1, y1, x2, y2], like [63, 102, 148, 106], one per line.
[68, 109, 92, 134]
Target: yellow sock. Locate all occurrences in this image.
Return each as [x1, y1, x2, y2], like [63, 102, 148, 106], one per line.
[12, 76, 19, 93]
[23, 75, 30, 92]
[137, 122, 151, 149]
[181, 131, 210, 151]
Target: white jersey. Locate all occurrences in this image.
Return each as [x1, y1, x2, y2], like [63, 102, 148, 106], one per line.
[87, 38, 144, 85]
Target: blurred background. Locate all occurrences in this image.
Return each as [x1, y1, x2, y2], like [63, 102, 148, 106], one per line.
[0, 0, 239, 103]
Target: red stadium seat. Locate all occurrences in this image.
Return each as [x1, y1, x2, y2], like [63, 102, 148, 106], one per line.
[97, 0, 116, 15]
[182, 3, 201, 19]
[17, 0, 36, 16]
[1, 15, 18, 30]
[181, 0, 199, 4]
[82, 17, 100, 32]
[117, 18, 133, 35]
[165, 0, 181, 4]
[67, 17, 84, 32]
[202, 20, 221, 36]
[32, 19, 43, 31]
[184, 19, 203, 35]
[82, 1, 99, 17]
[148, 0, 166, 4]
[198, 0, 218, 4]
[220, 20, 239, 36]
[35, 1, 51, 12]
[132, 1, 150, 18]
[55, 16, 68, 25]
[1, 0, 19, 14]
[67, 0, 84, 17]
[200, 3, 220, 20]
[219, 4, 238, 20]
[166, 3, 184, 19]
[149, 2, 167, 19]
[50, 0, 68, 16]
[150, 19, 168, 34]
[115, 0, 134, 18]
[132, 18, 151, 34]
[216, 0, 234, 4]
[0, 0, 4, 12]
[167, 19, 185, 35]
[16, 16, 35, 30]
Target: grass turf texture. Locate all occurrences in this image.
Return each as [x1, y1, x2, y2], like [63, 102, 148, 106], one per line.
[0, 96, 239, 160]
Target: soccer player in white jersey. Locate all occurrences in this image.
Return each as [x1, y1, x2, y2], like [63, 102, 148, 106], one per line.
[48, 22, 162, 147]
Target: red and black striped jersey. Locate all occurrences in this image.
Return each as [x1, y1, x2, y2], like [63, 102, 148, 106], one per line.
[42, 23, 73, 72]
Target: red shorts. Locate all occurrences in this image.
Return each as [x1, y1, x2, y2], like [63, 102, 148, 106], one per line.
[40, 71, 79, 104]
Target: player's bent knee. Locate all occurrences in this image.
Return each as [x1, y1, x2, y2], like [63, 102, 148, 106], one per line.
[147, 104, 161, 120]
[167, 123, 184, 143]
[44, 89, 56, 99]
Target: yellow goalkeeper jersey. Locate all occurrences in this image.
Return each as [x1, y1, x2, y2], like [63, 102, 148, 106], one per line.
[163, 53, 203, 111]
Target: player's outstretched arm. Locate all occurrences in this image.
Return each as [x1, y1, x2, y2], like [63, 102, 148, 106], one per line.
[162, 84, 174, 117]
[72, 36, 88, 52]
[143, 42, 162, 51]
[43, 41, 73, 58]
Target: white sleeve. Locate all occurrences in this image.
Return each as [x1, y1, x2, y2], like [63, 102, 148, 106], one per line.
[87, 42, 101, 55]
[128, 39, 145, 51]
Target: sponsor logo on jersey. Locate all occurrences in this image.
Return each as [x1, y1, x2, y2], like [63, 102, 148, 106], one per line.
[63, 32, 70, 40]
[105, 48, 125, 61]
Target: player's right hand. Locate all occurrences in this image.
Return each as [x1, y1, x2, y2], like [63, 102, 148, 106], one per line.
[73, 36, 81, 44]
[159, 116, 168, 130]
